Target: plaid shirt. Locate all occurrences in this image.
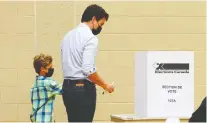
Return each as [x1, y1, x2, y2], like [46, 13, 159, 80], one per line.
[30, 76, 63, 122]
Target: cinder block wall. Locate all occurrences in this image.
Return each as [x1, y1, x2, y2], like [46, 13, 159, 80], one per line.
[0, 1, 205, 122]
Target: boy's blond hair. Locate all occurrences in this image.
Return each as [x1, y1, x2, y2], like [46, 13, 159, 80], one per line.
[33, 54, 53, 74]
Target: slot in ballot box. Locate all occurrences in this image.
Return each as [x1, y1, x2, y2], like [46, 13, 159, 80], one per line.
[135, 51, 194, 118]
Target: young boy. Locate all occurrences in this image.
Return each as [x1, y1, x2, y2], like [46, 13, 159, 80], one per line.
[30, 54, 63, 122]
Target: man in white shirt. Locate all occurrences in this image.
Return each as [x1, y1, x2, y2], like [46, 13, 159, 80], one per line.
[61, 4, 114, 122]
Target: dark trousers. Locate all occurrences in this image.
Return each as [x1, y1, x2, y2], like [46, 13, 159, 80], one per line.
[62, 79, 96, 122]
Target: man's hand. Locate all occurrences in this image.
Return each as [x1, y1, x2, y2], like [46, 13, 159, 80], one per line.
[88, 72, 115, 93]
[103, 83, 114, 93]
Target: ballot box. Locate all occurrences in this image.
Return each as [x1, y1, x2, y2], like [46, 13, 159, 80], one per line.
[134, 51, 194, 118]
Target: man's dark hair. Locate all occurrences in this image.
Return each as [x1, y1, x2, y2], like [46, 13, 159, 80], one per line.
[81, 4, 109, 22]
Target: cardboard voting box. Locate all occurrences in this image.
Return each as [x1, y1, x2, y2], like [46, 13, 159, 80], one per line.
[135, 51, 194, 118]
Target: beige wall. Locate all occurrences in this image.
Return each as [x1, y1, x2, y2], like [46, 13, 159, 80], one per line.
[0, 1, 206, 122]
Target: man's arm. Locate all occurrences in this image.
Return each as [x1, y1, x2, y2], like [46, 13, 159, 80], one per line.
[88, 72, 114, 93]
[82, 37, 114, 93]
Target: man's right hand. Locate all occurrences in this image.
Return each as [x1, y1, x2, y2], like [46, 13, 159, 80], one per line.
[103, 83, 114, 93]
[88, 72, 115, 93]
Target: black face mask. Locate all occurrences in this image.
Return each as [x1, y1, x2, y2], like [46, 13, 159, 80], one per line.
[45, 68, 54, 77]
[92, 25, 102, 35]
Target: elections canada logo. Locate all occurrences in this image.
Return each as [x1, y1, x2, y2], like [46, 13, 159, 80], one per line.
[153, 62, 189, 74]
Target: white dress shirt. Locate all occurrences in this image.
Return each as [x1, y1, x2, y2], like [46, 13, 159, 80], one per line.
[61, 23, 98, 80]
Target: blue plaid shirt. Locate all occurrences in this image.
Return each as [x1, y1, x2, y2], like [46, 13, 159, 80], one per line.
[30, 76, 63, 122]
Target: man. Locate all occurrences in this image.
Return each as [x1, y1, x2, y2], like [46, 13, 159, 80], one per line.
[61, 4, 114, 122]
